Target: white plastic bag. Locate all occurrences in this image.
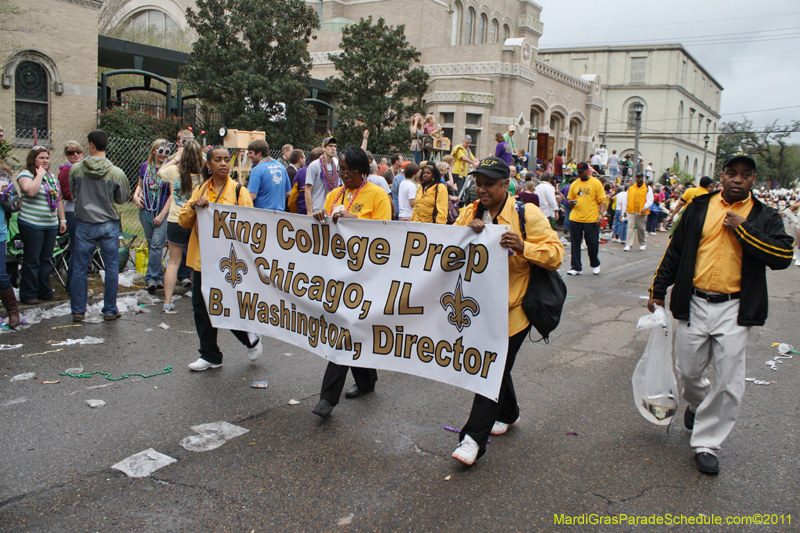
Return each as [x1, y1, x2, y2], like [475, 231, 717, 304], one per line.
[632, 306, 678, 425]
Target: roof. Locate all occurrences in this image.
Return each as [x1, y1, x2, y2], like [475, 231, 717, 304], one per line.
[538, 43, 723, 90]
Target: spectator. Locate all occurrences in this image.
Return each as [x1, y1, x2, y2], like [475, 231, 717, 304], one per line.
[383, 153, 403, 187]
[411, 163, 447, 224]
[451, 135, 479, 194]
[364, 150, 391, 195]
[305, 137, 339, 215]
[608, 150, 619, 179]
[560, 174, 575, 234]
[377, 157, 389, 177]
[517, 180, 540, 206]
[286, 149, 304, 182]
[159, 140, 204, 313]
[590, 151, 603, 175]
[69, 130, 129, 322]
[494, 133, 513, 166]
[613, 185, 628, 244]
[246, 139, 291, 210]
[503, 125, 517, 163]
[16, 147, 66, 304]
[289, 147, 322, 215]
[58, 140, 83, 291]
[285, 149, 308, 213]
[423, 115, 442, 161]
[276, 144, 293, 169]
[0, 161, 18, 326]
[645, 162, 654, 180]
[534, 172, 558, 226]
[553, 149, 564, 181]
[396, 163, 419, 221]
[134, 139, 172, 292]
[410, 113, 424, 164]
[566, 162, 607, 276]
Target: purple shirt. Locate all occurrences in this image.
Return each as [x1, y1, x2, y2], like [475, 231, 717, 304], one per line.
[494, 142, 513, 165]
[293, 165, 308, 214]
[561, 183, 571, 207]
[517, 191, 539, 206]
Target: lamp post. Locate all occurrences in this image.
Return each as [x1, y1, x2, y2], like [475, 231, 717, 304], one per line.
[702, 133, 710, 178]
[528, 126, 538, 173]
[632, 101, 644, 177]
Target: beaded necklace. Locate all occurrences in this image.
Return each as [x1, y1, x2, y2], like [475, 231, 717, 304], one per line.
[143, 164, 167, 213]
[193, 177, 228, 239]
[40, 171, 60, 211]
[328, 178, 366, 216]
[319, 157, 339, 193]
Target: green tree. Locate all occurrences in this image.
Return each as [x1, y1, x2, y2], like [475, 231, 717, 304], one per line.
[327, 17, 428, 154]
[181, 0, 319, 147]
[716, 118, 800, 187]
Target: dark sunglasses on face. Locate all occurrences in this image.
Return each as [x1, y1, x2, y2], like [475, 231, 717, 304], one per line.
[66, 151, 82, 156]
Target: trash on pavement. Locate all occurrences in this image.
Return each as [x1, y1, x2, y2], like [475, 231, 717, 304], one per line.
[42, 380, 60, 384]
[288, 399, 300, 405]
[251, 381, 268, 389]
[179, 421, 250, 452]
[50, 336, 105, 346]
[566, 432, 579, 436]
[745, 378, 770, 385]
[0, 344, 22, 350]
[158, 323, 170, 330]
[86, 399, 106, 408]
[64, 365, 83, 374]
[1, 397, 27, 406]
[21, 348, 63, 358]
[112, 448, 177, 478]
[10, 372, 35, 382]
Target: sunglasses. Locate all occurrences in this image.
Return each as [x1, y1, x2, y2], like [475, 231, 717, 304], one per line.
[66, 151, 82, 156]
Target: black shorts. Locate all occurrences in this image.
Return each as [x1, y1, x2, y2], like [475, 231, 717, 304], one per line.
[166, 221, 191, 246]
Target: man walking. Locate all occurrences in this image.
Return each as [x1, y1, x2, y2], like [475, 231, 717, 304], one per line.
[566, 162, 607, 275]
[648, 153, 793, 474]
[624, 173, 653, 251]
[245, 140, 291, 211]
[305, 137, 339, 215]
[68, 130, 129, 322]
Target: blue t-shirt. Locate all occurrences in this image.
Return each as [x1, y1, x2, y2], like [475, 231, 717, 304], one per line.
[247, 159, 291, 210]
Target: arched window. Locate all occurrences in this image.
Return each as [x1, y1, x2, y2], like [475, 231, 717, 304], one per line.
[127, 9, 179, 32]
[477, 14, 487, 44]
[465, 8, 475, 45]
[503, 24, 510, 41]
[451, 2, 462, 46]
[15, 61, 49, 137]
[627, 102, 643, 130]
[490, 19, 499, 43]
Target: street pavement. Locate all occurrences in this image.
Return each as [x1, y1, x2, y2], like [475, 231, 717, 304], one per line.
[0, 231, 798, 532]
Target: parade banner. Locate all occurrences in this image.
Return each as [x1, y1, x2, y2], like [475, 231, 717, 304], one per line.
[197, 205, 510, 400]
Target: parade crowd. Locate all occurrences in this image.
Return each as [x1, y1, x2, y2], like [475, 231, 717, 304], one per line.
[0, 119, 798, 473]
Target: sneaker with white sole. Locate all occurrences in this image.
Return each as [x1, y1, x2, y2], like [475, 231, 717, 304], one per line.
[580, 243, 587, 250]
[566, 269, 582, 276]
[163, 303, 177, 314]
[247, 337, 263, 362]
[452, 434, 480, 465]
[490, 417, 520, 436]
[593, 266, 601, 275]
[188, 358, 222, 371]
[639, 245, 646, 251]
[623, 245, 630, 252]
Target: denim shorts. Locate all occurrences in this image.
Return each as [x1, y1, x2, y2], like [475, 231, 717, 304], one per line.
[166, 221, 191, 246]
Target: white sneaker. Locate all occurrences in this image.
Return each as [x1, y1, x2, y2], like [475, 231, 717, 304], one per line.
[566, 269, 582, 276]
[581, 243, 587, 250]
[623, 246, 630, 252]
[593, 266, 601, 275]
[639, 245, 646, 251]
[188, 358, 222, 371]
[452, 434, 480, 465]
[247, 337, 263, 362]
[490, 417, 520, 436]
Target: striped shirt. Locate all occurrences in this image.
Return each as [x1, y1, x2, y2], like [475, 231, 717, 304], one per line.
[17, 170, 59, 227]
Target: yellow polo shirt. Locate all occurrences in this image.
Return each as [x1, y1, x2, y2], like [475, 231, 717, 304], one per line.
[324, 181, 391, 221]
[681, 186, 710, 206]
[693, 193, 753, 293]
[567, 177, 608, 223]
[451, 144, 474, 176]
[411, 183, 448, 224]
[178, 177, 254, 271]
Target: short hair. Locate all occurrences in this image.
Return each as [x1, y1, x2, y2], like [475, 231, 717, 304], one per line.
[612, 150, 617, 154]
[436, 161, 449, 174]
[282, 144, 293, 154]
[557, 149, 564, 156]
[177, 129, 193, 141]
[404, 162, 420, 179]
[339, 146, 370, 176]
[88, 129, 108, 152]
[699, 176, 713, 188]
[289, 149, 304, 165]
[463, 135, 472, 142]
[307, 147, 324, 164]
[25, 147, 49, 174]
[364, 150, 374, 162]
[64, 140, 83, 156]
[390, 153, 402, 165]
[525, 181, 536, 192]
[540, 172, 552, 183]
[495, 133, 505, 143]
[247, 139, 269, 158]
[442, 154, 454, 164]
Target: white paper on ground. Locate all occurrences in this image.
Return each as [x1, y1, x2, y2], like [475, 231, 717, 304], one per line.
[179, 421, 250, 452]
[52, 336, 105, 346]
[111, 448, 177, 478]
[86, 399, 106, 408]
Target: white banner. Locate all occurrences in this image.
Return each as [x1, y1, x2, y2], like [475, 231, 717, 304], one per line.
[197, 205, 510, 400]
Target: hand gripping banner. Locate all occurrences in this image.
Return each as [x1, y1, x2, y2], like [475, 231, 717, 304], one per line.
[197, 205, 509, 400]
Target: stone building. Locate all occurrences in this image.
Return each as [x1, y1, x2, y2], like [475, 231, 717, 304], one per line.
[1, 0, 101, 143]
[539, 45, 722, 179]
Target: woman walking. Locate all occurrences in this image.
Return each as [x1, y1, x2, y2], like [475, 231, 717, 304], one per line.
[134, 139, 172, 291]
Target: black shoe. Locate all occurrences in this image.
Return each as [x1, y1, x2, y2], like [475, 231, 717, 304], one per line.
[695, 452, 720, 474]
[684, 406, 695, 430]
[344, 384, 374, 399]
[312, 399, 334, 418]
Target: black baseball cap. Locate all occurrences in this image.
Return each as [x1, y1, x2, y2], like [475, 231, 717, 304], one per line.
[322, 137, 338, 147]
[576, 162, 589, 171]
[723, 152, 756, 171]
[468, 156, 510, 180]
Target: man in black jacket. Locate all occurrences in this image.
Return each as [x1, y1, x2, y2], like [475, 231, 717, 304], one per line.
[647, 153, 793, 475]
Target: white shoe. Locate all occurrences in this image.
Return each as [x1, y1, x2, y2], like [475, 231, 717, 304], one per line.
[623, 246, 630, 252]
[566, 269, 582, 276]
[188, 358, 222, 371]
[452, 434, 480, 465]
[593, 266, 601, 275]
[247, 337, 263, 362]
[490, 417, 520, 436]
[658, 228, 667, 232]
[580, 243, 587, 250]
[639, 245, 646, 251]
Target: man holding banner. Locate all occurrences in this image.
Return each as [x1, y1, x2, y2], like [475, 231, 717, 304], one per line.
[451, 157, 564, 466]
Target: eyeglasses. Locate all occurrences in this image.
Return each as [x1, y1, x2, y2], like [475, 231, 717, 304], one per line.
[66, 151, 82, 156]
[339, 169, 359, 176]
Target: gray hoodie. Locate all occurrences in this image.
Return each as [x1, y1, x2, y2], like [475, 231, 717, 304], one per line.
[69, 157, 129, 224]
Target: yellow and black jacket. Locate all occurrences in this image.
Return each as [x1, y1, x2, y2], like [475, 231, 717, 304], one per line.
[650, 191, 794, 326]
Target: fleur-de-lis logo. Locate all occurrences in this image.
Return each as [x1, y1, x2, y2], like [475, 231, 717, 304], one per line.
[219, 244, 248, 289]
[440, 275, 480, 333]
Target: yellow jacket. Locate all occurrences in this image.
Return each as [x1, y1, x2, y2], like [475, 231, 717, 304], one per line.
[411, 183, 448, 224]
[451, 144, 474, 176]
[455, 196, 565, 336]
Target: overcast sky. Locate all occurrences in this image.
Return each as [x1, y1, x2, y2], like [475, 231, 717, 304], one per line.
[537, 0, 800, 134]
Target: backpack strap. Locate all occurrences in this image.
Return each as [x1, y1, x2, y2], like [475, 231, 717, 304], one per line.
[235, 183, 242, 206]
[515, 200, 527, 241]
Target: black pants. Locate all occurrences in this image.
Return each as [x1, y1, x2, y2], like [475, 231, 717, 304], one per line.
[460, 325, 530, 457]
[569, 221, 600, 271]
[319, 362, 377, 406]
[192, 270, 255, 364]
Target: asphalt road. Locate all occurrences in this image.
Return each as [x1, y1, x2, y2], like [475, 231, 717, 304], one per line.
[1, 232, 798, 533]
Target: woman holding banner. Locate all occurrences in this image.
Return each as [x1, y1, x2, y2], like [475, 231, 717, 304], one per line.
[411, 164, 448, 224]
[311, 146, 392, 418]
[178, 146, 262, 372]
[451, 156, 564, 466]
